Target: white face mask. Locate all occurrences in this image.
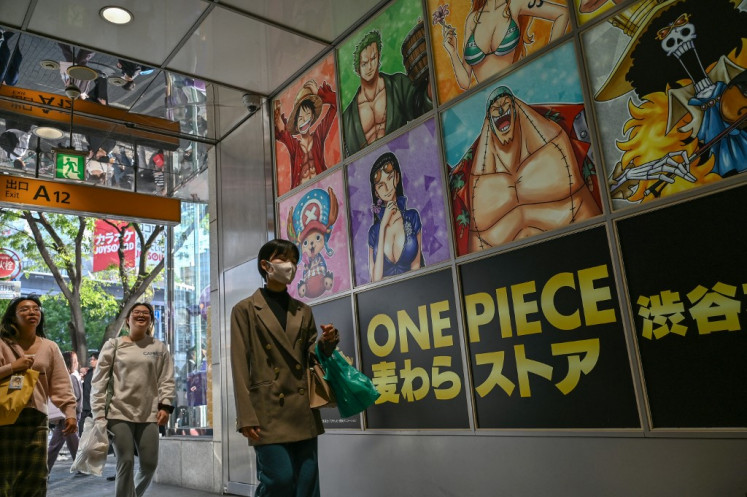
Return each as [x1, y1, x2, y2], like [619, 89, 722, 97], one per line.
[265, 260, 297, 285]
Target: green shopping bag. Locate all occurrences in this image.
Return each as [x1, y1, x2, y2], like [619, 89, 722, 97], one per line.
[316, 344, 380, 418]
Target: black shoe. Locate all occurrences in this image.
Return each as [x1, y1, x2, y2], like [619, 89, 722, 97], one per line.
[106, 475, 116, 481]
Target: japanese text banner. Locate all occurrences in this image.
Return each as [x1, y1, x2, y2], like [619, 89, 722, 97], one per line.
[460, 227, 640, 429]
[617, 185, 747, 428]
[93, 219, 136, 272]
[358, 269, 470, 429]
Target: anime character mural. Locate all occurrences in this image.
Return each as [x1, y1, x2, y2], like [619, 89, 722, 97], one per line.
[574, 0, 623, 24]
[338, 0, 433, 157]
[287, 188, 337, 299]
[279, 170, 352, 301]
[443, 42, 602, 256]
[428, 0, 571, 104]
[587, 0, 747, 207]
[348, 120, 451, 286]
[273, 53, 341, 196]
[367, 152, 424, 282]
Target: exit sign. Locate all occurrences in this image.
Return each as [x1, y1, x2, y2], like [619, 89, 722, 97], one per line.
[55, 150, 86, 180]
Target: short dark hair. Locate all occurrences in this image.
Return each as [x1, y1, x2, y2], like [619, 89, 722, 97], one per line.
[299, 100, 317, 121]
[0, 295, 46, 339]
[257, 239, 299, 281]
[353, 30, 382, 75]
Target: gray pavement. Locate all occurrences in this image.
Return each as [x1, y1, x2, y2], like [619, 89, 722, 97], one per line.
[48, 447, 224, 496]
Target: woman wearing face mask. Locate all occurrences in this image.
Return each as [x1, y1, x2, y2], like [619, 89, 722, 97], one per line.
[90, 302, 175, 497]
[230, 238, 339, 497]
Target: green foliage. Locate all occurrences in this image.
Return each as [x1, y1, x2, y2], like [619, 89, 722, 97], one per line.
[40, 280, 119, 352]
[0, 210, 94, 274]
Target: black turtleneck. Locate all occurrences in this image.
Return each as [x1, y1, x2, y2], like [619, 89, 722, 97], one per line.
[261, 287, 290, 330]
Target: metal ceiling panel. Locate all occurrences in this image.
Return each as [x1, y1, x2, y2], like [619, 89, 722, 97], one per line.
[0, 0, 31, 28]
[167, 5, 327, 95]
[219, 0, 382, 43]
[27, 0, 209, 67]
[214, 85, 255, 140]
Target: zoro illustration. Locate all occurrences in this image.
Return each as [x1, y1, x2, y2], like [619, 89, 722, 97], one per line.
[434, 0, 569, 90]
[449, 86, 601, 255]
[342, 27, 433, 156]
[367, 152, 424, 282]
[274, 80, 337, 189]
[287, 188, 338, 299]
[595, 0, 747, 203]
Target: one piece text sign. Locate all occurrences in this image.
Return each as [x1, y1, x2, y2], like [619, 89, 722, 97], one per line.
[461, 227, 640, 429]
[358, 269, 470, 429]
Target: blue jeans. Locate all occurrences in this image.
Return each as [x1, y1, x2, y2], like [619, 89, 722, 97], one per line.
[254, 438, 320, 497]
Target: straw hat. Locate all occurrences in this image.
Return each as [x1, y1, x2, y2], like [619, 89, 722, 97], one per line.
[287, 85, 323, 135]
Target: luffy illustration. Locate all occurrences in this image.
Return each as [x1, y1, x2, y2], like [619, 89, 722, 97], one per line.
[275, 80, 337, 189]
[449, 85, 601, 255]
[287, 187, 339, 299]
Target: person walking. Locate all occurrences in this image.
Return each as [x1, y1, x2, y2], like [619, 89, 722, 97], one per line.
[90, 302, 175, 497]
[78, 352, 98, 435]
[0, 295, 77, 496]
[230, 238, 339, 497]
[47, 351, 82, 472]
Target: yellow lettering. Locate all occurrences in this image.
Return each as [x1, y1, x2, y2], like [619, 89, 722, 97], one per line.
[397, 306, 431, 354]
[367, 314, 396, 357]
[465, 292, 494, 343]
[541, 272, 581, 330]
[578, 265, 616, 326]
[512, 281, 542, 336]
[495, 287, 513, 338]
[430, 300, 453, 349]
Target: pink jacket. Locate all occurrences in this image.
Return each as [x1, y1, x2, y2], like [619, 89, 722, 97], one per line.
[0, 337, 77, 419]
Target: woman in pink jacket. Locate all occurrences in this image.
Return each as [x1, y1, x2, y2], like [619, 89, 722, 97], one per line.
[0, 295, 77, 496]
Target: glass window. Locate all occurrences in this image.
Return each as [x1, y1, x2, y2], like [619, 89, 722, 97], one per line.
[169, 201, 210, 435]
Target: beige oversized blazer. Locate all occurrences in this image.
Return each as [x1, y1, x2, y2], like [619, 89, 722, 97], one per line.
[230, 288, 329, 446]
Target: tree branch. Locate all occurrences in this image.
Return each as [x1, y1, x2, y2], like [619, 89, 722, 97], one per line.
[22, 211, 74, 302]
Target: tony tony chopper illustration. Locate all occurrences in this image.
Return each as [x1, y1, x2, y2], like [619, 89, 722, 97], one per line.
[287, 187, 339, 299]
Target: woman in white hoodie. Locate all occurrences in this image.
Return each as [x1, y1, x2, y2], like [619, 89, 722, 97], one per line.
[91, 302, 175, 497]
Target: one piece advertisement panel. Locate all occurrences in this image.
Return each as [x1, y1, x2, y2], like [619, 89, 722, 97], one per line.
[617, 185, 747, 428]
[461, 227, 640, 429]
[357, 269, 470, 429]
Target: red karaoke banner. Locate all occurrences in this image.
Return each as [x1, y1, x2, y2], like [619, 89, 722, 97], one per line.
[93, 219, 136, 272]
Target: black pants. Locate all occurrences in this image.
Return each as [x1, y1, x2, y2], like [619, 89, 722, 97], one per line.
[79, 410, 92, 436]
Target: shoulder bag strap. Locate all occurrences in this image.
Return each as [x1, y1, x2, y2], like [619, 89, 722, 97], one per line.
[105, 338, 119, 417]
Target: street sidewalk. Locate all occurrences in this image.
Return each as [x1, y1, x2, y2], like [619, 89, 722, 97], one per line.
[48, 447, 223, 496]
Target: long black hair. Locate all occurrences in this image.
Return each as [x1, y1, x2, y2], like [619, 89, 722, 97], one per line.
[0, 295, 46, 339]
[370, 152, 404, 224]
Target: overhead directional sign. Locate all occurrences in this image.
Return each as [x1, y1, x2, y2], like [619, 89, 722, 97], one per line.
[0, 174, 180, 225]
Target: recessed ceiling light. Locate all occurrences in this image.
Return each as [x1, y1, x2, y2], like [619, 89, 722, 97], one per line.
[99, 6, 133, 25]
[67, 65, 98, 81]
[32, 127, 65, 140]
[40, 60, 59, 70]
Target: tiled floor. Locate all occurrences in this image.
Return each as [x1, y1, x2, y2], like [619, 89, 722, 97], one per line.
[48, 450, 224, 496]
